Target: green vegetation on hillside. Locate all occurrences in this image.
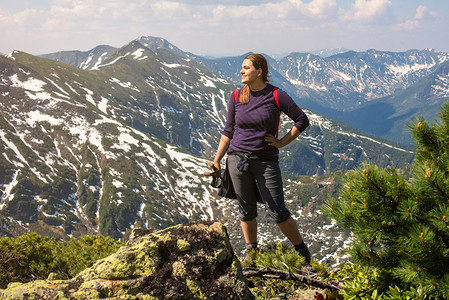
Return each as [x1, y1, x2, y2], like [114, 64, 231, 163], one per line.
[0, 233, 124, 289]
[242, 243, 434, 299]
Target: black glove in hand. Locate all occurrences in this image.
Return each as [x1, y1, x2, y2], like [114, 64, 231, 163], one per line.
[203, 162, 222, 188]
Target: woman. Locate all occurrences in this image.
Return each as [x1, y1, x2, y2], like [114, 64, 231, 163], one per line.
[212, 53, 311, 264]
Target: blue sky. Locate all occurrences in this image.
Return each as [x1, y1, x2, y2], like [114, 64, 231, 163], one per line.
[1, 0, 448, 56]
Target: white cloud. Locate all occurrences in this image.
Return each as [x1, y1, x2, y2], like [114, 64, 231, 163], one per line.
[47, 0, 140, 22]
[415, 5, 439, 20]
[339, 0, 392, 23]
[211, 0, 337, 24]
[152, 1, 189, 19]
[212, 4, 259, 21]
[394, 19, 421, 31]
[393, 5, 439, 32]
[0, 8, 43, 26]
[289, 0, 337, 19]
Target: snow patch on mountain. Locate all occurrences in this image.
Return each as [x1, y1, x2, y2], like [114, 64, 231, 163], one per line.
[26, 110, 63, 127]
[110, 78, 140, 92]
[199, 76, 216, 88]
[131, 49, 147, 60]
[432, 73, 449, 98]
[162, 62, 183, 68]
[93, 50, 140, 70]
[336, 130, 414, 153]
[81, 52, 111, 70]
[9, 74, 46, 92]
[98, 97, 109, 114]
[112, 129, 140, 152]
[25, 91, 53, 101]
[305, 110, 333, 130]
[388, 62, 435, 76]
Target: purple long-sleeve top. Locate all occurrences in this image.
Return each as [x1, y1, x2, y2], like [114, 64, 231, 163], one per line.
[222, 84, 309, 159]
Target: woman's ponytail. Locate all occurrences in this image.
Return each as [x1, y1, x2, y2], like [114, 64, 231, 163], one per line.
[239, 85, 250, 104]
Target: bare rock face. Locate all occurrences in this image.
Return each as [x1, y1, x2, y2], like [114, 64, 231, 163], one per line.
[0, 221, 254, 299]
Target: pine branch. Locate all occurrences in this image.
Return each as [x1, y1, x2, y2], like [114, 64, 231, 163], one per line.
[242, 267, 340, 291]
[428, 177, 448, 199]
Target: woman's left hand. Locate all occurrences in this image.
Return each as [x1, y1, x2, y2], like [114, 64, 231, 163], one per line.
[265, 134, 283, 148]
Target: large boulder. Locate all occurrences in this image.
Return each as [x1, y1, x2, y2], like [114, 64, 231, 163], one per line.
[0, 221, 254, 299]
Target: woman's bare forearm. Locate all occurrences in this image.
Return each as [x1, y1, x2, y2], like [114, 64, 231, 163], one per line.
[213, 135, 231, 169]
[265, 126, 302, 148]
[279, 126, 302, 148]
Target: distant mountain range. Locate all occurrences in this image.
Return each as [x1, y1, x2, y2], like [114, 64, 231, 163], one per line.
[41, 39, 449, 146]
[274, 49, 449, 145]
[195, 48, 449, 146]
[0, 36, 436, 265]
[310, 48, 351, 58]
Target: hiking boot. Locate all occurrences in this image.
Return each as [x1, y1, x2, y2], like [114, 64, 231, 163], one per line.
[241, 245, 258, 267]
[296, 244, 311, 265]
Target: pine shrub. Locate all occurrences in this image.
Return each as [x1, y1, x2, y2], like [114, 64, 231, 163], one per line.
[325, 102, 449, 298]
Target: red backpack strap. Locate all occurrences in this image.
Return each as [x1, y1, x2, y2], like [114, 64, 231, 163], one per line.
[273, 87, 281, 138]
[273, 87, 280, 109]
[234, 89, 239, 103]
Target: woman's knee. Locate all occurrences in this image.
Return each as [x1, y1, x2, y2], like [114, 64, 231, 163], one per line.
[272, 210, 291, 223]
[239, 211, 258, 222]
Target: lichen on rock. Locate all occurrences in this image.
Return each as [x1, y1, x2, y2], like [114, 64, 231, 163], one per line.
[176, 239, 191, 252]
[0, 221, 254, 299]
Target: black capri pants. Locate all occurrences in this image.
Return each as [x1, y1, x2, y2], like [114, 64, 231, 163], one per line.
[227, 154, 291, 223]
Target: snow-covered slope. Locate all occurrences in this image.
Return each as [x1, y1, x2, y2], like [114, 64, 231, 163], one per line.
[274, 49, 449, 111]
[0, 51, 226, 241]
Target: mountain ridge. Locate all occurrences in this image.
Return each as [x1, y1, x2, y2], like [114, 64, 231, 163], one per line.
[38, 37, 449, 148]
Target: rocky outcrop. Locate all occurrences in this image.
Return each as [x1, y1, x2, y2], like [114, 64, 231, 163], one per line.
[0, 221, 254, 299]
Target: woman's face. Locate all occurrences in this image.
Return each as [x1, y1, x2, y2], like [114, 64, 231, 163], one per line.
[240, 59, 262, 85]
